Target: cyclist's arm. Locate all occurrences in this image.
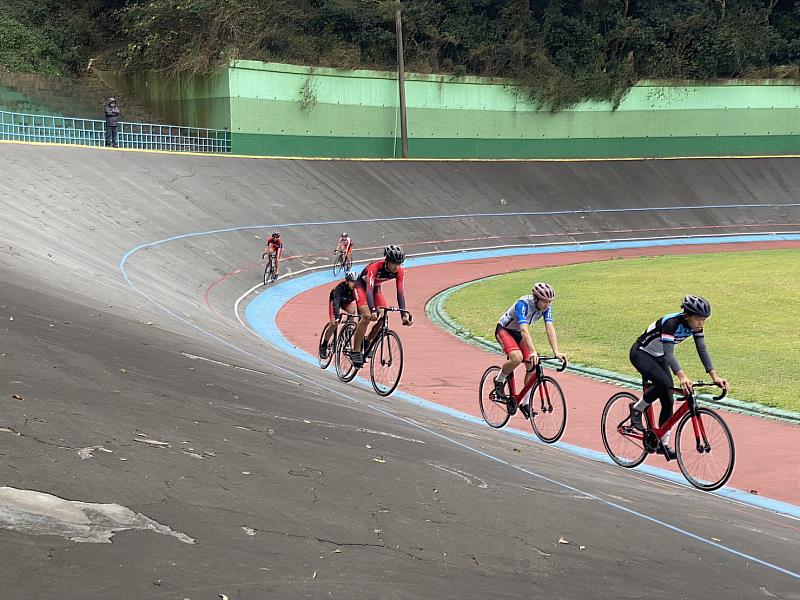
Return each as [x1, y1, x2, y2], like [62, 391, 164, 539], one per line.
[544, 322, 561, 355]
[275, 245, 283, 261]
[518, 323, 537, 358]
[693, 333, 714, 373]
[335, 241, 343, 252]
[395, 268, 407, 311]
[365, 266, 377, 311]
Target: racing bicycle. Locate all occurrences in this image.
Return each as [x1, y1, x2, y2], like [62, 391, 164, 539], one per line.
[478, 356, 568, 443]
[335, 307, 410, 396]
[600, 381, 734, 491]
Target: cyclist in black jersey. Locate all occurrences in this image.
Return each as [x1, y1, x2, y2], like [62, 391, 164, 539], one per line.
[629, 295, 729, 460]
[320, 271, 358, 358]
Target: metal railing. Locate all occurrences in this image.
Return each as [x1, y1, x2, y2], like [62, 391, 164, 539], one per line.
[0, 110, 231, 153]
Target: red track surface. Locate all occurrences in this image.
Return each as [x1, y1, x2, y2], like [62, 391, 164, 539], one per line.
[277, 241, 800, 505]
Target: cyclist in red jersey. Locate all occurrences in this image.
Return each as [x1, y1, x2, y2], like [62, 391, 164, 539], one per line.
[262, 231, 283, 278]
[348, 244, 412, 367]
[335, 232, 354, 264]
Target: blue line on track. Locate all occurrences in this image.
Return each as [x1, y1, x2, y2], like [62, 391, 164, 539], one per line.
[121, 221, 800, 582]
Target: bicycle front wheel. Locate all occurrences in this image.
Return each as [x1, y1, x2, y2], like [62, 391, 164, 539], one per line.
[676, 407, 735, 491]
[335, 322, 358, 382]
[333, 253, 344, 276]
[263, 257, 276, 286]
[318, 323, 335, 369]
[369, 330, 403, 396]
[529, 376, 567, 443]
[478, 366, 511, 428]
[601, 392, 648, 468]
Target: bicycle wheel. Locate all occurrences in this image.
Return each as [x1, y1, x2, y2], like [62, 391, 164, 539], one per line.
[675, 408, 735, 491]
[529, 376, 567, 443]
[478, 366, 511, 428]
[263, 258, 274, 286]
[369, 330, 404, 396]
[335, 322, 358, 382]
[333, 253, 344, 276]
[318, 323, 335, 369]
[601, 392, 648, 468]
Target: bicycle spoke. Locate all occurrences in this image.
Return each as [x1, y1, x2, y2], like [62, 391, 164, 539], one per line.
[530, 377, 567, 443]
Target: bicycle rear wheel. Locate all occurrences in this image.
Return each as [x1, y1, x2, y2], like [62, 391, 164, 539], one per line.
[529, 376, 567, 443]
[601, 392, 648, 468]
[318, 323, 335, 369]
[335, 322, 358, 382]
[369, 330, 404, 396]
[676, 407, 735, 491]
[478, 367, 511, 428]
[333, 253, 344, 276]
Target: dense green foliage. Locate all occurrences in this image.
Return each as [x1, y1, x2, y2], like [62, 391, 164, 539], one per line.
[3, 0, 800, 108]
[442, 250, 800, 411]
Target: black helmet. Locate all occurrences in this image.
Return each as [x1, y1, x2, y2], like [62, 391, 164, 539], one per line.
[681, 295, 711, 318]
[272, 230, 280, 238]
[384, 244, 405, 264]
[345, 270, 358, 282]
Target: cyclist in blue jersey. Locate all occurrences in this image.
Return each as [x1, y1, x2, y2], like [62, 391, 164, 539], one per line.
[493, 282, 567, 418]
[629, 295, 729, 460]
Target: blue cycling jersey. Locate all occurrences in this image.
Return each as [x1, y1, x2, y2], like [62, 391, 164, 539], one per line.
[498, 295, 553, 331]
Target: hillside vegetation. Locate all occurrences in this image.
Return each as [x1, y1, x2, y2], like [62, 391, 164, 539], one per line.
[2, 0, 800, 108]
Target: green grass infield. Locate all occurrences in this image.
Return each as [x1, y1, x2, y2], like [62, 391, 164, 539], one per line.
[442, 249, 800, 412]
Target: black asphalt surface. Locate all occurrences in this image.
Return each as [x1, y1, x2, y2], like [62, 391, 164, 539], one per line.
[0, 143, 798, 599]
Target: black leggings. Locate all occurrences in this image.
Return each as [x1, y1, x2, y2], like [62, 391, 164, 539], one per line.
[629, 345, 674, 427]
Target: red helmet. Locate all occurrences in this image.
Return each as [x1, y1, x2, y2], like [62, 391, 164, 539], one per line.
[532, 282, 555, 302]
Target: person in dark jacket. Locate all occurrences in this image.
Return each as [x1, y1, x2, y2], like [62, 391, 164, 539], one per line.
[104, 98, 120, 148]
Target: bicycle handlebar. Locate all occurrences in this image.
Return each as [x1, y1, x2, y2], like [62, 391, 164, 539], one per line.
[692, 381, 728, 401]
[538, 355, 568, 372]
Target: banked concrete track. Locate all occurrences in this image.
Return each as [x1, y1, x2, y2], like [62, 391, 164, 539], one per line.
[1, 142, 799, 599]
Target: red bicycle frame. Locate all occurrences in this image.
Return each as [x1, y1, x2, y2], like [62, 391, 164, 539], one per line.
[505, 356, 566, 409]
[629, 384, 714, 448]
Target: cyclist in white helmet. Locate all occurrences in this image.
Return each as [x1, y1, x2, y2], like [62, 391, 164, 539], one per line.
[493, 282, 567, 418]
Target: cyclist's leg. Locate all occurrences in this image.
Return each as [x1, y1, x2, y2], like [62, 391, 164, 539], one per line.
[351, 284, 371, 359]
[630, 347, 674, 446]
[494, 325, 525, 398]
[365, 288, 388, 346]
[323, 301, 337, 345]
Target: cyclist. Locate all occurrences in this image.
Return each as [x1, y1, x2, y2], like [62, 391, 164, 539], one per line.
[262, 231, 283, 280]
[335, 232, 354, 267]
[348, 244, 412, 367]
[629, 295, 729, 460]
[493, 282, 567, 419]
[320, 271, 359, 359]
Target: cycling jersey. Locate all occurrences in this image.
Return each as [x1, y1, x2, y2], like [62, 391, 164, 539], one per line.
[357, 260, 406, 311]
[329, 281, 356, 318]
[339, 237, 354, 251]
[497, 295, 553, 331]
[635, 312, 713, 374]
[267, 237, 283, 252]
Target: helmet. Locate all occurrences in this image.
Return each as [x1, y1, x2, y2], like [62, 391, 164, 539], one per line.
[341, 232, 348, 238]
[681, 295, 711, 318]
[384, 244, 405, 264]
[272, 230, 280, 238]
[345, 271, 358, 282]
[532, 282, 555, 302]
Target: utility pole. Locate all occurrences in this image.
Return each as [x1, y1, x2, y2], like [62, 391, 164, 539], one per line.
[395, 6, 409, 158]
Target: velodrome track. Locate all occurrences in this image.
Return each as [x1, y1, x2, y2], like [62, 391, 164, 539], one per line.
[1, 142, 799, 599]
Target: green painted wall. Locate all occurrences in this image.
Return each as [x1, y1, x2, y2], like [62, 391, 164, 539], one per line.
[93, 60, 800, 158]
[224, 61, 800, 158]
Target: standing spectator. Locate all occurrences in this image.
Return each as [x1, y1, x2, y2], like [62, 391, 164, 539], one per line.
[104, 97, 120, 148]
